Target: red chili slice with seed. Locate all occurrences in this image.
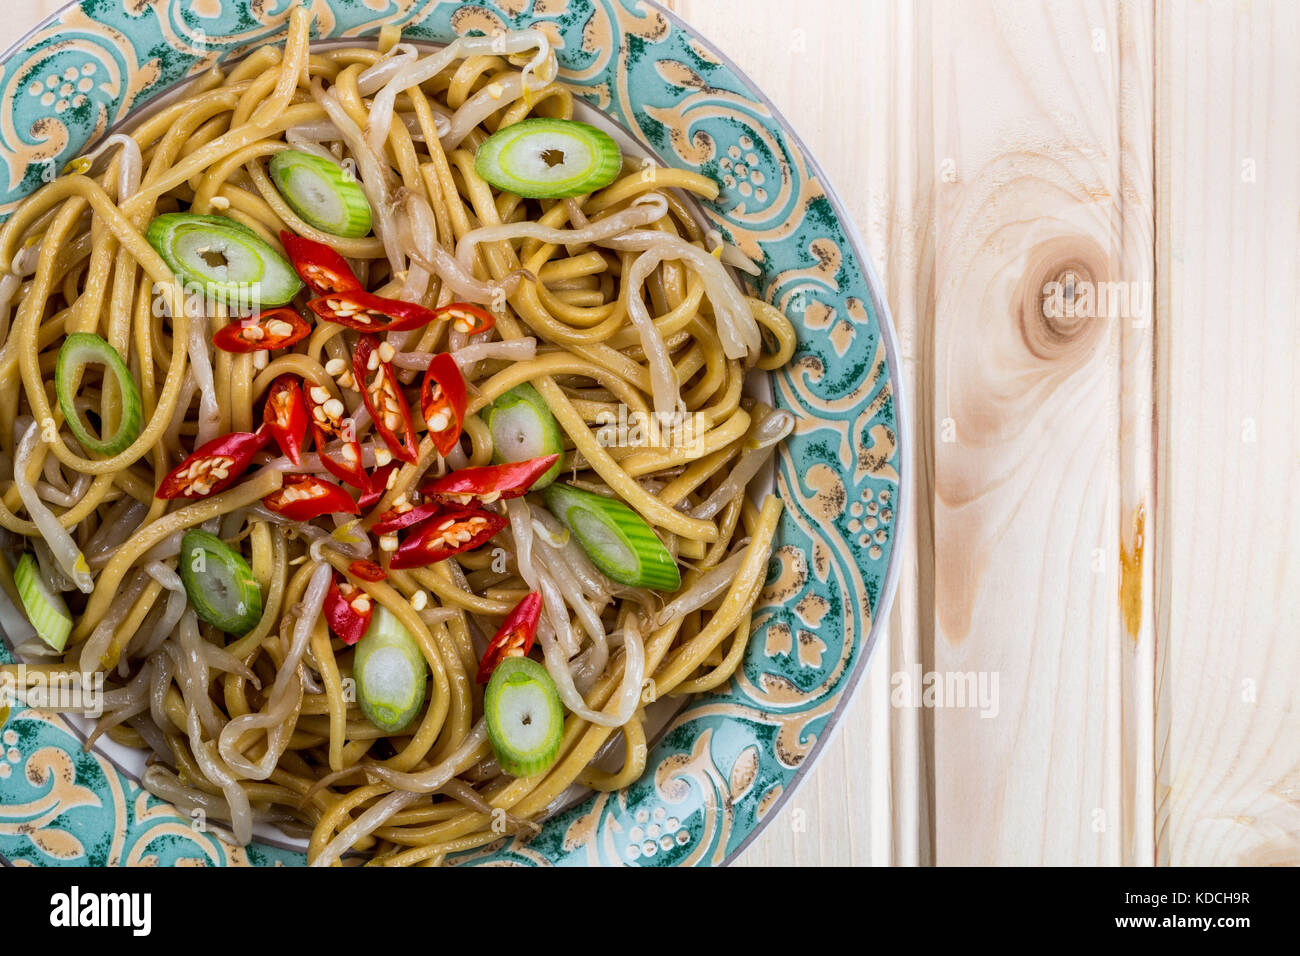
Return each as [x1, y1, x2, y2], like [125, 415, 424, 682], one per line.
[347, 559, 388, 583]
[212, 308, 311, 353]
[436, 302, 495, 336]
[420, 353, 467, 457]
[358, 461, 400, 510]
[420, 454, 559, 507]
[369, 500, 442, 536]
[389, 507, 506, 569]
[353, 335, 419, 466]
[476, 591, 542, 683]
[324, 576, 372, 646]
[303, 379, 370, 492]
[156, 430, 271, 500]
[281, 231, 363, 296]
[262, 375, 308, 465]
[262, 474, 359, 521]
[307, 290, 439, 334]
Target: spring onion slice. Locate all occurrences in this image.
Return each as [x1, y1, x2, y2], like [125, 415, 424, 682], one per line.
[486, 383, 564, 489]
[484, 656, 564, 777]
[13, 553, 73, 652]
[354, 605, 428, 733]
[145, 213, 301, 308]
[269, 149, 373, 238]
[56, 333, 143, 457]
[474, 118, 621, 199]
[178, 529, 263, 635]
[544, 483, 681, 591]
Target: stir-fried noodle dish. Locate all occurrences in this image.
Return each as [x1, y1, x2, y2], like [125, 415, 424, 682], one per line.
[0, 7, 797, 865]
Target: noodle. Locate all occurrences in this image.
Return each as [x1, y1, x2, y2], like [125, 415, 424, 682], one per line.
[0, 11, 796, 866]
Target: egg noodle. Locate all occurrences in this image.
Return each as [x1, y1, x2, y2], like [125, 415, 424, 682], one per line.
[0, 5, 796, 866]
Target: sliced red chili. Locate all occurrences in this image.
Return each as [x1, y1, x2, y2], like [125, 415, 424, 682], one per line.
[262, 473, 359, 521]
[303, 379, 370, 492]
[420, 454, 559, 507]
[156, 430, 270, 500]
[389, 507, 506, 569]
[420, 353, 467, 457]
[436, 302, 495, 337]
[347, 559, 388, 583]
[476, 591, 542, 683]
[281, 230, 362, 296]
[212, 308, 311, 353]
[324, 576, 372, 646]
[370, 501, 442, 536]
[262, 375, 308, 465]
[354, 335, 419, 466]
[307, 290, 439, 334]
[358, 462, 400, 510]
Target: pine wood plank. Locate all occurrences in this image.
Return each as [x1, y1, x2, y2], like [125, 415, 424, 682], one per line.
[1154, 0, 1300, 867]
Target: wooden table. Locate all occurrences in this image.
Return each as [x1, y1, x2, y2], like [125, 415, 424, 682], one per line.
[5, 0, 1296, 867]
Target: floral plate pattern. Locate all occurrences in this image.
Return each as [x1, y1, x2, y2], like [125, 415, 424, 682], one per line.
[0, 0, 904, 867]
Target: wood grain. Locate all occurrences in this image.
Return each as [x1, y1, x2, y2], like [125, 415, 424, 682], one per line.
[919, 0, 1151, 865]
[672, 0, 1158, 866]
[0, 0, 1295, 868]
[1154, 0, 1300, 867]
[1115, 0, 1158, 870]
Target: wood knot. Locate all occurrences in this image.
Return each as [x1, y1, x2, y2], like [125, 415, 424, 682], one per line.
[1014, 236, 1109, 361]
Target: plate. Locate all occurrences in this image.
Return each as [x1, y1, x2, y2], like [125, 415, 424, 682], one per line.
[0, 0, 905, 867]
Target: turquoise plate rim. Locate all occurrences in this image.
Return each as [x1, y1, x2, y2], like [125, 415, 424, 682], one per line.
[0, 0, 906, 867]
[642, 2, 908, 865]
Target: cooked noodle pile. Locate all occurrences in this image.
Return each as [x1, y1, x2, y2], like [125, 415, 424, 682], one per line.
[0, 7, 795, 865]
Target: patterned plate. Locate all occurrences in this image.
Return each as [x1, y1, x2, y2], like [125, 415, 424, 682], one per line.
[0, 0, 904, 867]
